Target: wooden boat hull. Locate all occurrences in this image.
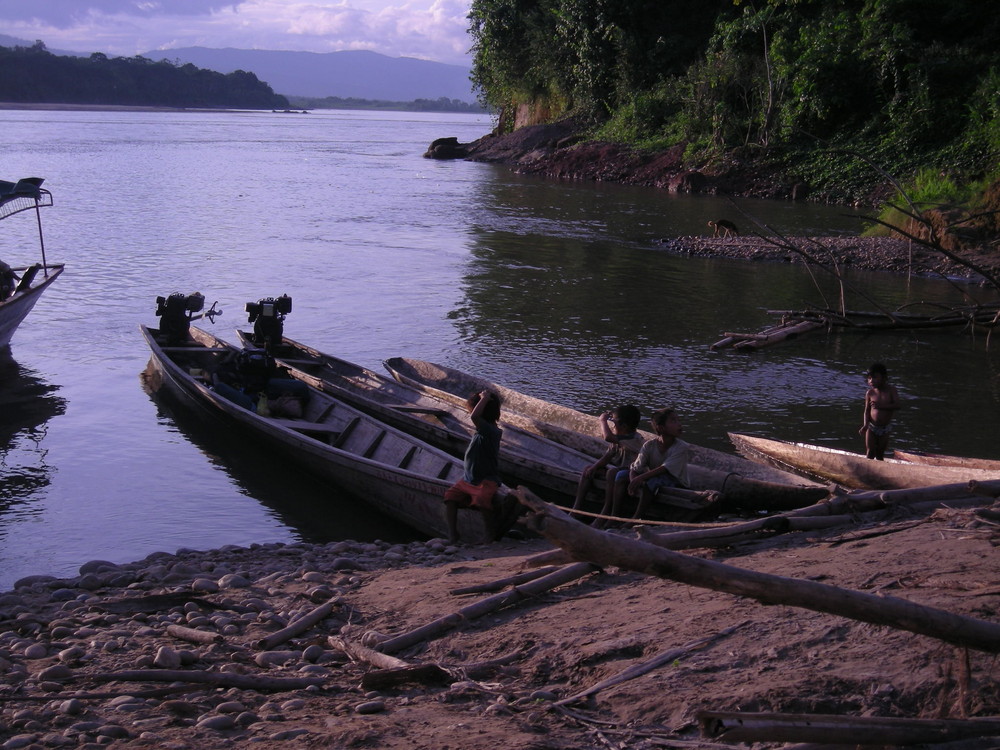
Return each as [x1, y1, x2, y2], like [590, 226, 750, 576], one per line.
[729, 433, 1000, 490]
[0, 265, 63, 348]
[382, 357, 829, 510]
[142, 326, 492, 542]
[893, 449, 1000, 471]
[237, 331, 596, 503]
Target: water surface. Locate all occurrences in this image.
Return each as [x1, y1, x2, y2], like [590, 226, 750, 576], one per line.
[1, 108, 996, 590]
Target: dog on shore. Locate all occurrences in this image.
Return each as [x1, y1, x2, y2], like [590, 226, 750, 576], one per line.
[708, 219, 739, 238]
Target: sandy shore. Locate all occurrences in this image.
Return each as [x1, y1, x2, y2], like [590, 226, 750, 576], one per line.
[3, 497, 1000, 749]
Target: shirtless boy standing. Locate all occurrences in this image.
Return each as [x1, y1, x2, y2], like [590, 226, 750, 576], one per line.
[859, 362, 900, 460]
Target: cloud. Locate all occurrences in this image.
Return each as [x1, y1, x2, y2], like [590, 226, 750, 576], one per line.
[0, 1, 242, 27]
[0, 0, 472, 64]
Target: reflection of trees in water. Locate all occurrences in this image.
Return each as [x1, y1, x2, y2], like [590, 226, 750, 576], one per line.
[0, 356, 66, 510]
[140, 372, 416, 545]
[453, 228, 802, 354]
[450, 227, 1000, 458]
[448, 228, 812, 417]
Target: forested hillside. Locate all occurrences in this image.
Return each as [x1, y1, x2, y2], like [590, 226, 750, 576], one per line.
[468, 0, 999, 202]
[0, 42, 288, 110]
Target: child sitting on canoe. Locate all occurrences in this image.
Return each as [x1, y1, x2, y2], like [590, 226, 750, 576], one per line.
[611, 407, 691, 522]
[859, 362, 900, 460]
[444, 389, 518, 543]
[572, 404, 645, 522]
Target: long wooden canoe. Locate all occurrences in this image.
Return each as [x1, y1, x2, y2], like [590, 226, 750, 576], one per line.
[893, 449, 1000, 471]
[729, 433, 1000, 490]
[382, 357, 830, 510]
[142, 325, 493, 542]
[236, 330, 597, 504]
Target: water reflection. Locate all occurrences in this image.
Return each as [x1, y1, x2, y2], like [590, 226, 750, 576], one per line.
[448, 218, 1000, 459]
[0, 356, 66, 511]
[140, 363, 418, 545]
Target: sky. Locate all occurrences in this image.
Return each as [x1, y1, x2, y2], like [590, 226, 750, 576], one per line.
[0, 0, 475, 66]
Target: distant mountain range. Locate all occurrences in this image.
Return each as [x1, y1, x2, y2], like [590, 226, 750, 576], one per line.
[144, 48, 476, 103]
[0, 35, 476, 103]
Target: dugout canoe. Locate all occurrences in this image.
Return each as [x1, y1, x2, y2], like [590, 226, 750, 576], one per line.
[892, 449, 1000, 472]
[729, 432, 1000, 490]
[382, 357, 830, 510]
[235, 330, 596, 503]
[141, 325, 495, 542]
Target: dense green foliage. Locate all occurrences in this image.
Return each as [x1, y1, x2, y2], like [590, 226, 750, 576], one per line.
[468, 0, 1000, 200]
[0, 42, 288, 109]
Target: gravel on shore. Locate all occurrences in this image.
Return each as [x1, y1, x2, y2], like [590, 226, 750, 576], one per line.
[656, 234, 1000, 282]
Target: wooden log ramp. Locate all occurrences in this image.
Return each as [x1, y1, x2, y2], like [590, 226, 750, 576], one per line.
[514, 486, 1000, 653]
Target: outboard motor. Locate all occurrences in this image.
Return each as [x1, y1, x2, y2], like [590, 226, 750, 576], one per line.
[245, 294, 292, 352]
[155, 292, 205, 346]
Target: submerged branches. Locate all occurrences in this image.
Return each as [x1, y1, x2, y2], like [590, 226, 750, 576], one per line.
[712, 302, 1000, 350]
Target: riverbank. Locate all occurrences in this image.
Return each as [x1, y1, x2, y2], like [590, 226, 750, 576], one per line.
[460, 123, 1000, 279]
[656, 235, 1000, 282]
[3, 500, 999, 748]
[464, 121, 879, 204]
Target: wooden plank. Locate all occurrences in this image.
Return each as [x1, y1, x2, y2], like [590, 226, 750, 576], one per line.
[331, 417, 360, 448]
[363, 431, 387, 458]
[398, 446, 418, 470]
[270, 419, 339, 434]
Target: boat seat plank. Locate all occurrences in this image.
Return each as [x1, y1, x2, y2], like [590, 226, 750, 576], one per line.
[398, 446, 418, 470]
[271, 419, 340, 434]
[363, 431, 387, 458]
[314, 402, 338, 422]
[389, 405, 449, 416]
[331, 417, 361, 448]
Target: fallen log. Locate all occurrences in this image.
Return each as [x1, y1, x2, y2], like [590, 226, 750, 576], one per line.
[84, 669, 326, 691]
[516, 487, 1000, 653]
[638, 514, 852, 551]
[369, 562, 598, 654]
[360, 663, 452, 690]
[970, 479, 1000, 497]
[554, 621, 748, 707]
[449, 565, 561, 595]
[829, 480, 1000, 507]
[165, 624, 224, 645]
[329, 636, 410, 670]
[522, 480, 999, 567]
[733, 320, 824, 351]
[255, 599, 338, 650]
[698, 710, 1000, 744]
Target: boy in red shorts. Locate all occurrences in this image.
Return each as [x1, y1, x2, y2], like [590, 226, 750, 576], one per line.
[444, 389, 505, 543]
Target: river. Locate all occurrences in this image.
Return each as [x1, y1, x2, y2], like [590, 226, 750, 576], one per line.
[1, 108, 997, 590]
